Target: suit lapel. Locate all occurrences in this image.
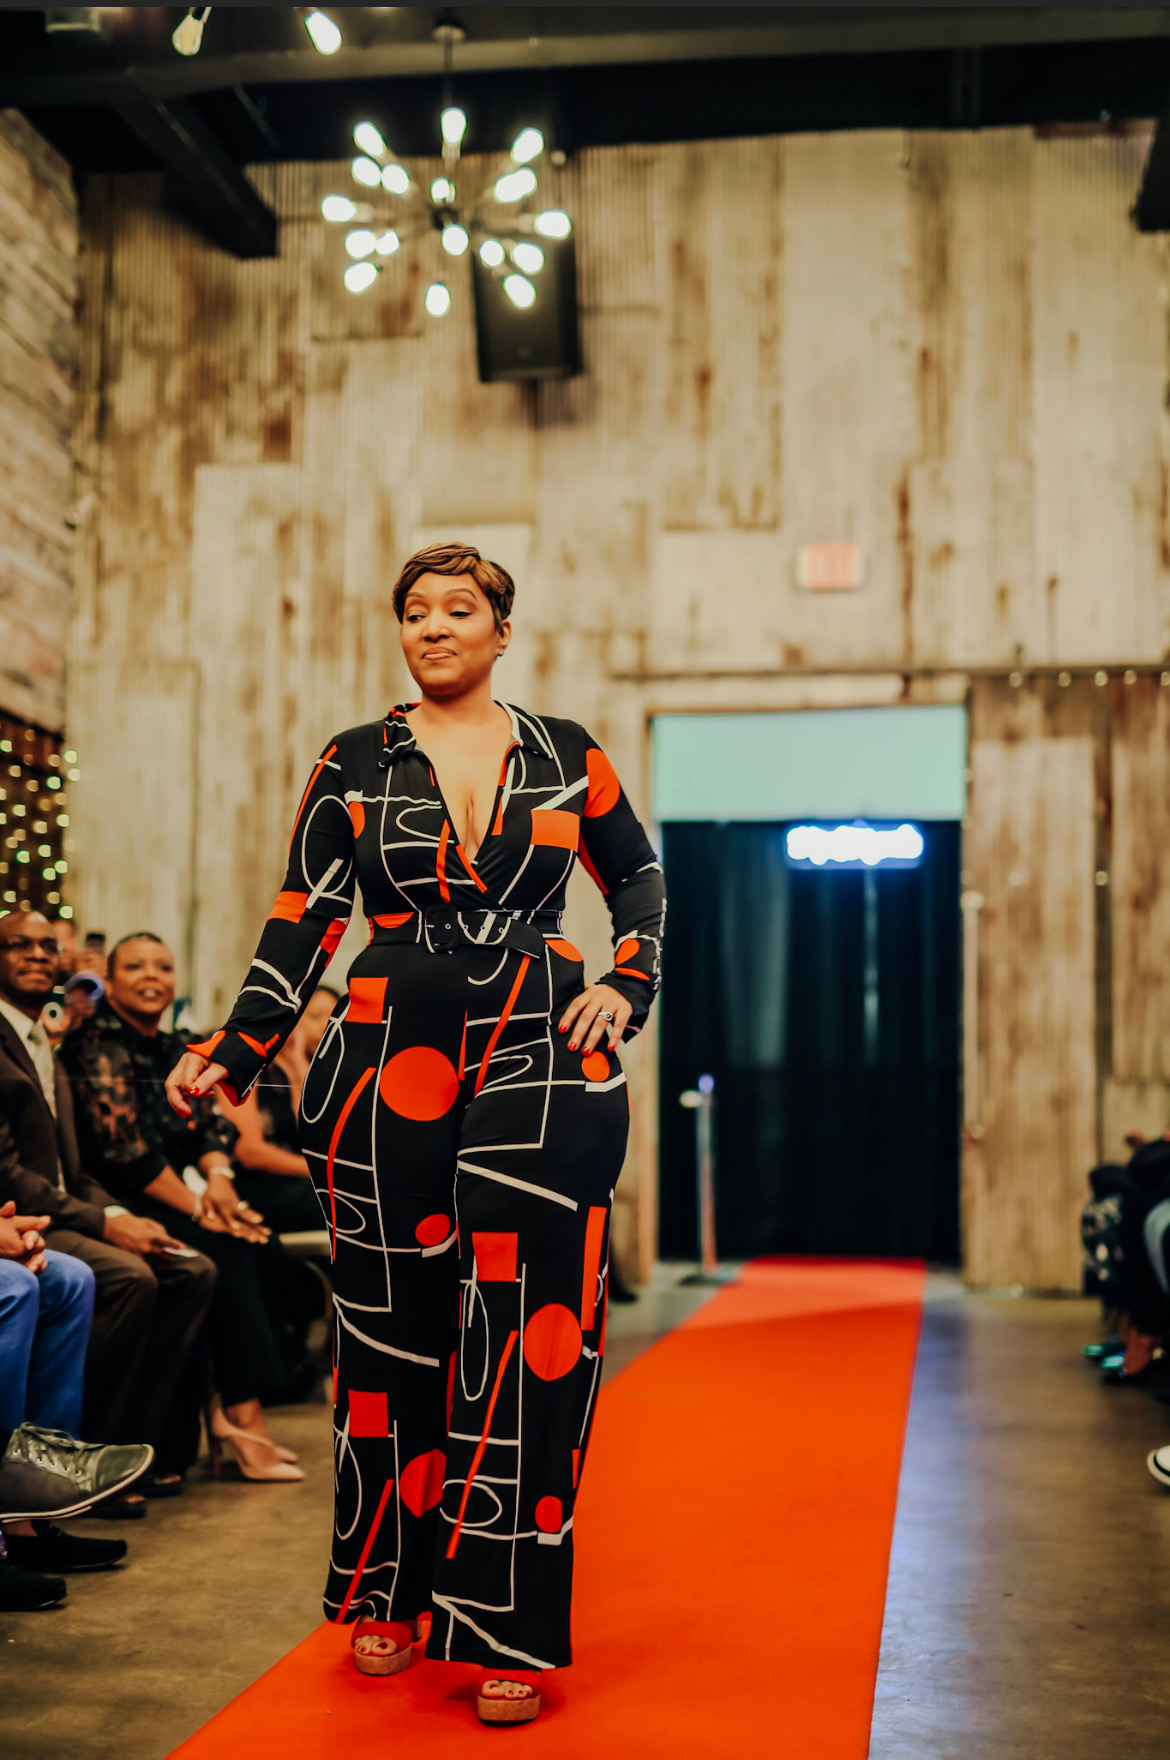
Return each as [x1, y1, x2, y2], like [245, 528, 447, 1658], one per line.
[0, 1010, 40, 1089]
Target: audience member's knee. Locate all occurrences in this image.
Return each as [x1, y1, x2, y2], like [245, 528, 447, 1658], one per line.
[42, 1250, 97, 1307]
[119, 1250, 161, 1316]
[0, 1257, 41, 1320]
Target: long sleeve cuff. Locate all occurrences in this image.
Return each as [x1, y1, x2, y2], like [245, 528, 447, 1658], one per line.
[592, 964, 655, 1035]
[187, 1026, 282, 1106]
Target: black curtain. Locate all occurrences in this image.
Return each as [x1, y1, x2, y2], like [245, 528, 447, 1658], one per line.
[659, 821, 961, 1263]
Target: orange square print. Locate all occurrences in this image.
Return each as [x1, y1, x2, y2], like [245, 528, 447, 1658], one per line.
[530, 809, 579, 850]
[347, 976, 388, 1023]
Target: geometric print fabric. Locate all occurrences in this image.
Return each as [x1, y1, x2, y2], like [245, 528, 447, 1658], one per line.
[192, 703, 666, 1670]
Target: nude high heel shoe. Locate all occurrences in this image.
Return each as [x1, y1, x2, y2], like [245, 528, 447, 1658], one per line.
[477, 1669, 543, 1724]
[208, 1408, 304, 1483]
[351, 1616, 427, 1676]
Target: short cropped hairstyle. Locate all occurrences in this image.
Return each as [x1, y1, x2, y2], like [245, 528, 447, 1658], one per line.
[391, 541, 515, 633]
[108, 931, 167, 975]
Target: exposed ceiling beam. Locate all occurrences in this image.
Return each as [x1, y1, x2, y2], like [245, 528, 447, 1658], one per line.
[2, 7, 1170, 107]
[113, 78, 277, 256]
[1136, 100, 1170, 229]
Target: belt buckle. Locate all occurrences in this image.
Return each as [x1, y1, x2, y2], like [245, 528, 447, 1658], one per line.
[426, 908, 460, 952]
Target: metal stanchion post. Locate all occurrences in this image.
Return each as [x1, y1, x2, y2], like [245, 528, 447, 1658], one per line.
[678, 1073, 732, 1286]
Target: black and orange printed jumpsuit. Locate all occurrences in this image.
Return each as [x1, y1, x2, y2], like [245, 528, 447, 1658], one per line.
[192, 704, 665, 1672]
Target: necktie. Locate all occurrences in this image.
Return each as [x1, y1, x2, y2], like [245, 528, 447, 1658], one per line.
[27, 1020, 58, 1120]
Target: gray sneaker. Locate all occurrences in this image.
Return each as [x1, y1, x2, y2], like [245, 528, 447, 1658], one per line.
[0, 1426, 154, 1521]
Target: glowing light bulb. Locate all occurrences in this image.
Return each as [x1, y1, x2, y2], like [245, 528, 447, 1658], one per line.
[351, 155, 383, 189]
[479, 238, 505, 268]
[375, 229, 400, 256]
[512, 241, 544, 275]
[321, 194, 358, 223]
[303, 9, 342, 55]
[510, 126, 544, 165]
[493, 167, 537, 204]
[534, 208, 572, 240]
[430, 176, 455, 206]
[353, 120, 387, 159]
[425, 282, 452, 317]
[440, 106, 467, 148]
[503, 273, 536, 309]
[344, 229, 376, 259]
[172, 6, 210, 56]
[381, 162, 410, 196]
[343, 261, 379, 295]
[441, 224, 469, 257]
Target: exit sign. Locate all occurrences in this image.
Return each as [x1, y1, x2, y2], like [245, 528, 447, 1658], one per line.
[797, 544, 865, 591]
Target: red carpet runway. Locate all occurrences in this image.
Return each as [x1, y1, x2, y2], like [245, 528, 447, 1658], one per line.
[170, 1259, 924, 1758]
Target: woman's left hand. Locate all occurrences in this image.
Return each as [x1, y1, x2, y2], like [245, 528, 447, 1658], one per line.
[558, 984, 632, 1054]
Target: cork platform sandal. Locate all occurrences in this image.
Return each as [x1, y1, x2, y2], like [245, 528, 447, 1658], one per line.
[351, 1616, 425, 1677]
[476, 1669, 543, 1725]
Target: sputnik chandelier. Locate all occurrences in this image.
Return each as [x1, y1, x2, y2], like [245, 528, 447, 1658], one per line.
[319, 13, 573, 316]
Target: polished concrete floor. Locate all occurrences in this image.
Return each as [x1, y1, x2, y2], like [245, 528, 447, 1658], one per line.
[870, 1279, 1170, 1758]
[4, 1273, 1169, 1757]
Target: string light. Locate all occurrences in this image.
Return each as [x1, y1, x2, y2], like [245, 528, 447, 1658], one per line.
[512, 241, 544, 275]
[321, 194, 358, 223]
[479, 238, 505, 267]
[0, 715, 69, 914]
[425, 282, 452, 317]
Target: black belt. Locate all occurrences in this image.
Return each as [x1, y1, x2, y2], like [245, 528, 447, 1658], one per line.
[368, 905, 565, 957]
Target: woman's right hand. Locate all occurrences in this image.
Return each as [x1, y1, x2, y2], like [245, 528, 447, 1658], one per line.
[166, 1052, 230, 1120]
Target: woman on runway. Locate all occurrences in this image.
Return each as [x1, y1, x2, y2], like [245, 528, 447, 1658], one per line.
[165, 541, 665, 1725]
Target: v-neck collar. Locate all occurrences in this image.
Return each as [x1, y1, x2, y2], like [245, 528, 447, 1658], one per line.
[380, 702, 542, 871]
[380, 702, 545, 766]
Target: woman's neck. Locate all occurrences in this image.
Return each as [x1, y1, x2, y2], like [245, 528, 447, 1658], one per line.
[408, 681, 507, 737]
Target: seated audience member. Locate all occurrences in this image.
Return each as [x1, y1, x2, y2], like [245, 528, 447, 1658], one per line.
[60, 931, 303, 1482]
[0, 1198, 152, 1608]
[0, 911, 215, 1507]
[218, 984, 338, 1233]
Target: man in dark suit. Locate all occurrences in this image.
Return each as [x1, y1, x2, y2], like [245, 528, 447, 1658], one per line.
[0, 911, 215, 1499]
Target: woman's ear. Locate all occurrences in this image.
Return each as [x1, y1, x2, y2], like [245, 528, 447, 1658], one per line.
[496, 618, 512, 658]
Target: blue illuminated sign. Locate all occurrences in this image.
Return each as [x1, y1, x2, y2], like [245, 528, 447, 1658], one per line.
[784, 822, 925, 870]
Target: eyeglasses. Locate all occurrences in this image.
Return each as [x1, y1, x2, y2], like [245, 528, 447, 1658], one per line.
[1, 937, 61, 957]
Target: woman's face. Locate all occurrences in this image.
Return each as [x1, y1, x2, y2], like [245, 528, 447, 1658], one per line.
[108, 938, 176, 1021]
[399, 571, 509, 699]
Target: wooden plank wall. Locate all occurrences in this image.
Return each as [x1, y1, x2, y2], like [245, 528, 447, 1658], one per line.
[0, 111, 77, 732]
[70, 126, 1170, 1284]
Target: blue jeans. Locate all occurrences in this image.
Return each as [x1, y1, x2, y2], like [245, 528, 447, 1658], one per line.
[0, 1250, 96, 1435]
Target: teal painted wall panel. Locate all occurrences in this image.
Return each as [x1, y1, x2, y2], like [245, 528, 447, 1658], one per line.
[652, 705, 967, 823]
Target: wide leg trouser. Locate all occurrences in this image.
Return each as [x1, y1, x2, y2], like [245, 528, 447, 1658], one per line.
[298, 939, 629, 1670]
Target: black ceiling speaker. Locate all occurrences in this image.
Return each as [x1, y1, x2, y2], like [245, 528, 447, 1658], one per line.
[471, 236, 581, 384]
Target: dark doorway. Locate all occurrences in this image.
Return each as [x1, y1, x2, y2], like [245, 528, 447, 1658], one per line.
[658, 821, 961, 1263]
